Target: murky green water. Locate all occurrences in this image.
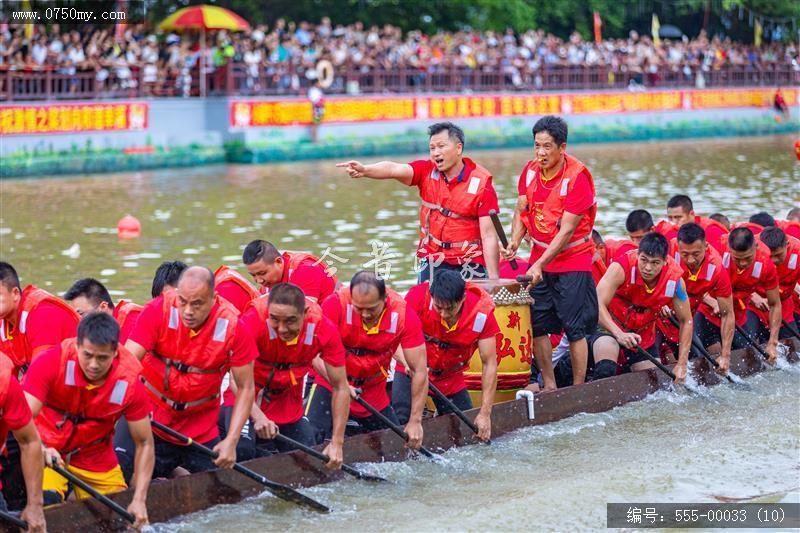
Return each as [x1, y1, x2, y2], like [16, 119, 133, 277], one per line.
[2, 134, 799, 530]
[1, 135, 798, 302]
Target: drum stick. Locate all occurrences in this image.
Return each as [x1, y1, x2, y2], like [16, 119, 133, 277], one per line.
[489, 210, 518, 270]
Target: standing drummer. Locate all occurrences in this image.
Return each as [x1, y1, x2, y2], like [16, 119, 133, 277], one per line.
[501, 116, 598, 392]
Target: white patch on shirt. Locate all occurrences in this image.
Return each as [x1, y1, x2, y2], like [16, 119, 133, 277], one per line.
[665, 279, 676, 298]
[110, 380, 128, 405]
[630, 266, 637, 285]
[788, 253, 798, 270]
[345, 304, 353, 325]
[472, 312, 487, 333]
[267, 323, 277, 340]
[213, 318, 229, 342]
[752, 261, 762, 279]
[19, 311, 29, 334]
[467, 176, 480, 195]
[168, 307, 179, 330]
[526, 168, 535, 187]
[722, 252, 730, 269]
[559, 178, 570, 197]
[388, 312, 399, 334]
[65, 360, 76, 386]
[705, 263, 716, 281]
[304, 323, 316, 345]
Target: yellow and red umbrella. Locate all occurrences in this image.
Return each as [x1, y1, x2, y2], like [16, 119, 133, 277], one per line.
[158, 5, 250, 32]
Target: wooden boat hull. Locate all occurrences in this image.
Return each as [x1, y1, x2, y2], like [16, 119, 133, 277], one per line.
[7, 339, 798, 532]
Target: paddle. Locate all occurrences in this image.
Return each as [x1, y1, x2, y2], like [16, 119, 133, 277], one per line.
[666, 314, 742, 386]
[734, 323, 772, 363]
[352, 392, 437, 459]
[489, 209, 518, 270]
[273, 433, 387, 482]
[150, 420, 330, 513]
[49, 461, 135, 524]
[427, 382, 489, 443]
[0, 509, 27, 530]
[631, 344, 677, 381]
[782, 319, 800, 343]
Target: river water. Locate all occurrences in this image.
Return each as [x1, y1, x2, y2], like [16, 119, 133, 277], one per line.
[1, 134, 799, 530]
[1, 135, 798, 302]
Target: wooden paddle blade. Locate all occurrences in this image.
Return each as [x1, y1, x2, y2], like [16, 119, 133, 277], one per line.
[341, 464, 388, 482]
[232, 464, 330, 513]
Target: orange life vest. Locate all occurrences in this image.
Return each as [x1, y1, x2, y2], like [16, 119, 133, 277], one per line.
[730, 221, 764, 236]
[717, 242, 775, 326]
[280, 251, 337, 300]
[112, 299, 142, 345]
[35, 339, 142, 461]
[694, 215, 730, 253]
[654, 220, 678, 240]
[776, 219, 800, 241]
[0, 352, 16, 455]
[336, 286, 407, 386]
[417, 158, 492, 262]
[604, 238, 637, 265]
[418, 283, 495, 377]
[139, 290, 238, 413]
[608, 250, 684, 348]
[214, 265, 260, 302]
[0, 285, 79, 373]
[520, 153, 596, 260]
[246, 296, 324, 405]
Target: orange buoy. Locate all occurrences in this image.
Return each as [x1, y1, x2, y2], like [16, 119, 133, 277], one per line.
[117, 214, 141, 239]
[794, 139, 800, 161]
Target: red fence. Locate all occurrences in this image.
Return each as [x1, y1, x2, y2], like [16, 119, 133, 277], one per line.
[1, 64, 797, 101]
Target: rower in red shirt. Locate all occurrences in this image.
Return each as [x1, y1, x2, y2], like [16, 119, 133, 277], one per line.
[150, 261, 188, 298]
[757, 227, 800, 338]
[125, 267, 257, 477]
[624, 209, 655, 246]
[0, 351, 45, 532]
[665, 194, 729, 253]
[592, 230, 638, 281]
[591, 232, 693, 383]
[337, 122, 501, 282]
[214, 265, 260, 313]
[23, 313, 153, 528]
[242, 240, 337, 303]
[0, 262, 79, 375]
[667, 223, 736, 372]
[306, 272, 428, 449]
[64, 278, 142, 345]
[697, 228, 782, 363]
[396, 270, 498, 441]
[236, 283, 348, 466]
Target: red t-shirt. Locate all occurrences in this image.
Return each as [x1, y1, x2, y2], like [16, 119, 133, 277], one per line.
[517, 166, 595, 273]
[130, 298, 258, 443]
[0, 373, 32, 488]
[216, 280, 255, 314]
[118, 308, 141, 346]
[23, 347, 150, 471]
[409, 159, 500, 266]
[286, 262, 337, 302]
[24, 301, 78, 362]
[239, 307, 345, 425]
[314, 294, 425, 416]
[404, 284, 501, 396]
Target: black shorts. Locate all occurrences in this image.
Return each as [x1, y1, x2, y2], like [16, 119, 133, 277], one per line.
[153, 434, 220, 478]
[696, 310, 766, 349]
[531, 271, 598, 341]
[305, 383, 400, 444]
[587, 329, 658, 367]
[390, 371, 472, 425]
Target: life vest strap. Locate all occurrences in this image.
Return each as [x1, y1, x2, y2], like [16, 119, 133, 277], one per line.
[424, 334, 454, 351]
[430, 359, 471, 378]
[421, 231, 482, 251]
[420, 200, 477, 221]
[345, 346, 381, 357]
[140, 376, 218, 411]
[348, 367, 388, 387]
[63, 435, 110, 466]
[531, 234, 590, 251]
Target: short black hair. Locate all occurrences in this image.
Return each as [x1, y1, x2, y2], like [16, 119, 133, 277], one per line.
[787, 207, 800, 221]
[429, 270, 466, 304]
[591, 229, 603, 246]
[749, 211, 775, 227]
[709, 213, 730, 229]
[268, 282, 306, 313]
[677, 222, 706, 245]
[428, 122, 465, 148]
[759, 226, 787, 251]
[532, 115, 568, 146]
[625, 209, 654, 233]
[151, 260, 188, 298]
[349, 271, 386, 299]
[242, 240, 281, 265]
[64, 278, 114, 310]
[77, 312, 120, 351]
[666, 194, 693, 213]
[728, 227, 755, 252]
[638, 232, 669, 259]
[0, 262, 20, 291]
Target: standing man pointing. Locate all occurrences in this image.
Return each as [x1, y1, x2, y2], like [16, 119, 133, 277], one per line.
[502, 116, 598, 391]
[337, 122, 500, 282]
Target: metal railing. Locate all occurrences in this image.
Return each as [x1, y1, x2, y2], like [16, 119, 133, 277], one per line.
[1, 63, 797, 101]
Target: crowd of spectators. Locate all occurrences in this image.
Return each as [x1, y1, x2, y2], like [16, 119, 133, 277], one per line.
[0, 18, 797, 96]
